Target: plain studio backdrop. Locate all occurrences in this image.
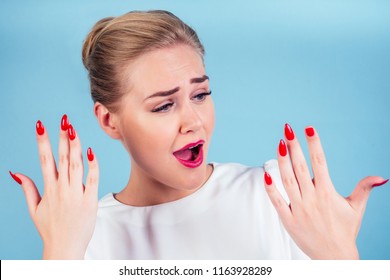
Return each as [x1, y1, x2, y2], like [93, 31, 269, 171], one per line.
[1, 0, 389, 259]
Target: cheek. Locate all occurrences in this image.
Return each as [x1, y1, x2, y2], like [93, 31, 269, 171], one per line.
[123, 118, 176, 161]
[204, 101, 215, 136]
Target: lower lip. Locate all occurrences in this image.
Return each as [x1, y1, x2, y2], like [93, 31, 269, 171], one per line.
[174, 146, 204, 168]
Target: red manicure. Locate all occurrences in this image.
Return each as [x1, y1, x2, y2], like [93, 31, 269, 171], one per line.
[9, 171, 22, 185]
[61, 114, 69, 131]
[279, 139, 287, 157]
[87, 147, 94, 161]
[264, 172, 273, 186]
[305, 127, 315, 137]
[372, 179, 389, 188]
[68, 124, 76, 141]
[284, 123, 295, 141]
[36, 120, 45, 135]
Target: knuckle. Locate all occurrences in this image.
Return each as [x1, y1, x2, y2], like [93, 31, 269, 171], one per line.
[311, 152, 326, 166]
[294, 162, 308, 176]
[302, 197, 316, 211]
[59, 154, 69, 165]
[282, 175, 296, 188]
[87, 176, 98, 186]
[318, 184, 332, 197]
[70, 160, 82, 171]
[273, 197, 286, 210]
[40, 153, 51, 166]
[285, 219, 296, 231]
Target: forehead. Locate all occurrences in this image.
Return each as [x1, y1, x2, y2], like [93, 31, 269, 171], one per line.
[123, 44, 206, 96]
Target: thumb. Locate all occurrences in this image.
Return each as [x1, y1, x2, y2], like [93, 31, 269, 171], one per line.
[347, 176, 389, 212]
[9, 171, 42, 218]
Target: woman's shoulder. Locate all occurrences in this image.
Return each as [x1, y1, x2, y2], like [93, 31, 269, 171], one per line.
[96, 193, 120, 208]
[213, 159, 278, 170]
[211, 159, 279, 181]
[211, 159, 285, 198]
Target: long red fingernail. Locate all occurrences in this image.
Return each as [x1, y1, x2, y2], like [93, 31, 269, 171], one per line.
[61, 114, 69, 131]
[279, 139, 287, 157]
[264, 172, 273, 185]
[284, 123, 295, 141]
[372, 179, 389, 188]
[9, 171, 22, 185]
[68, 124, 76, 141]
[36, 120, 45, 135]
[305, 127, 315, 137]
[87, 147, 94, 161]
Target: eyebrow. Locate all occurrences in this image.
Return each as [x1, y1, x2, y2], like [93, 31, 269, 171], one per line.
[145, 87, 180, 100]
[145, 75, 209, 100]
[190, 75, 209, 84]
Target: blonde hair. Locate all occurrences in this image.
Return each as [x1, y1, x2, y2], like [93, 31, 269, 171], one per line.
[82, 10, 205, 112]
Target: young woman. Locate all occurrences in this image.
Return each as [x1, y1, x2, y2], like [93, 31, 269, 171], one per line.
[9, 10, 388, 259]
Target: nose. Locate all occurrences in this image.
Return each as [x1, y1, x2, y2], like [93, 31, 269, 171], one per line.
[179, 104, 202, 134]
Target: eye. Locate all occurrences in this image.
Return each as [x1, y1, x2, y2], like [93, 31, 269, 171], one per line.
[151, 102, 174, 113]
[193, 91, 212, 102]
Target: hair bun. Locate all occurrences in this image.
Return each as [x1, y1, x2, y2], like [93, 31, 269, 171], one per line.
[82, 16, 114, 69]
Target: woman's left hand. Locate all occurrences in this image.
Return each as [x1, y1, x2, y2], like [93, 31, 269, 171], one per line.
[264, 124, 388, 259]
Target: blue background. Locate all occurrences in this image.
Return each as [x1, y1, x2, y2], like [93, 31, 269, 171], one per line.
[1, 0, 389, 259]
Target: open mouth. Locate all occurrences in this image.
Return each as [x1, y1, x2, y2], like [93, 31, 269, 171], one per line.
[173, 140, 204, 168]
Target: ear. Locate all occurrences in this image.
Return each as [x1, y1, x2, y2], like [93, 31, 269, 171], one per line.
[94, 102, 122, 140]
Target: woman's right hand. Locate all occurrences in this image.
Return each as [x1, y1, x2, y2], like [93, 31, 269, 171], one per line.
[9, 115, 99, 259]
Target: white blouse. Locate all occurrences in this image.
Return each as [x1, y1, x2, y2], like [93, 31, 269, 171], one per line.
[85, 160, 309, 259]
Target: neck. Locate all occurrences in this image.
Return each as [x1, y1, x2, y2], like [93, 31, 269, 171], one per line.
[114, 162, 213, 207]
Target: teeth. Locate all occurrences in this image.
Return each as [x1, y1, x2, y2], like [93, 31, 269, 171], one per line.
[189, 144, 201, 150]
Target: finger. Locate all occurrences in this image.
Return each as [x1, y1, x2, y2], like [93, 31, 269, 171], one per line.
[284, 124, 315, 197]
[36, 120, 58, 189]
[347, 176, 388, 212]
[277, 139, 302, 204]
[68, 124, 84, 191]
[9, 172, 42, 218]
[264, 172, 293, 226]
[304, 126, 333, 190]
[85, 147, 99, 199]
[58, 114, 70, 188]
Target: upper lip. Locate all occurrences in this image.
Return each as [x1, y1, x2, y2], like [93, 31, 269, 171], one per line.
[174, 140, 205, 153]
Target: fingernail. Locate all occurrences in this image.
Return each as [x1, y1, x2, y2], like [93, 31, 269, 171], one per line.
[9, 171, 22, 185]
[279, 139, 287, 157]
[372, 179, 389, 188]
[264, 172, 273, 185]
[68, 124, 76, 141]
[284, 123, 295, 141]
[87, 147, 94, 161]
[36, 120, 45, 136]
[305, 126, 315, 137]
[61, 114, 69, 131]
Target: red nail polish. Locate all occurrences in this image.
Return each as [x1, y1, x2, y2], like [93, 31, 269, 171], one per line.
[284, 123, 295, 141]
[372, 179, 389, 188]
[61, 114, 69, 131]
[36, 120, 45, 136]
[305, 127, 315, 137]
[87, 147, 94, 161]
[68, 124, 76, 141]
[279, 139, 287, 157]
[9, 171, 22, 185]
[264, 172, 273, 185]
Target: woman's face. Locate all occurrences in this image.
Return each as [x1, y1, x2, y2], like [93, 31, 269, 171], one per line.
[114, 44, 215, 191]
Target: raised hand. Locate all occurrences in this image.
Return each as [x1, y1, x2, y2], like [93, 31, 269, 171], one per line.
[9, 115, 99, 259]
[264, 124, 388, 259]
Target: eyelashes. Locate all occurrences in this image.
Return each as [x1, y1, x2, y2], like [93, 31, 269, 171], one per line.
[151, 91, 212, 113]
[152, 102, 173, 113]
[193, 91, 212, 102]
